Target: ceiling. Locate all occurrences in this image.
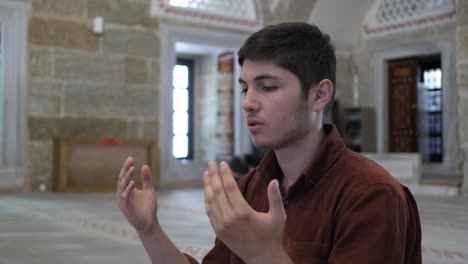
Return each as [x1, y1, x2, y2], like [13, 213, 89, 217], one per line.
[309, 0, 377, 48]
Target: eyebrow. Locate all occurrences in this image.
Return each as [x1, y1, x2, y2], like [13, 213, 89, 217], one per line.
[238, 74, 281, 84]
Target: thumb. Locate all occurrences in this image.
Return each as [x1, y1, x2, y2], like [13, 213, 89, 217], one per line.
[267, 180, 286, 222]
[141, 165, 154, 191]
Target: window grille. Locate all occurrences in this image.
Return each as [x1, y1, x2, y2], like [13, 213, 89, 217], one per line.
[364, 0, 455, 35]
[376, 0, 454, 24]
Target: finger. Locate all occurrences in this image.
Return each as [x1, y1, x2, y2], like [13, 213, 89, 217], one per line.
[267, 180, 286, 223]
[119, 165, 135, 195]
[119, 156, 134, 181]
[203, 170, 220, 231]
[141, 165, 154, 191]
[208, 161, 231, 210]
[117, 157, 134, 198]
[121, 180, 135, 208]
[220, 162, 250, 209]
[203, 171, 212, 206]
[203, 171, 213, 214]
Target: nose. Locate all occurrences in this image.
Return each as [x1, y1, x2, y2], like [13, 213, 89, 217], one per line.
[242, 89, 260, 113]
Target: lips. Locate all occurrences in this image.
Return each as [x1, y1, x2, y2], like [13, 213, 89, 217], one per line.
[247, 118, 264, 133]
[247, 117, 264, 126]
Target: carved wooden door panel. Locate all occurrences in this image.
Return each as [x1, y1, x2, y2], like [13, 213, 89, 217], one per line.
[388, 60, 418, 152]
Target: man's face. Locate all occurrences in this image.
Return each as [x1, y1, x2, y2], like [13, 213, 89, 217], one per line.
[239, 60, 312, 149]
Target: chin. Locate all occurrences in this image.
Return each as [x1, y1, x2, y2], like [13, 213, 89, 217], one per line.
[251, 138, 268, 148]
[251, 138, 275, 149]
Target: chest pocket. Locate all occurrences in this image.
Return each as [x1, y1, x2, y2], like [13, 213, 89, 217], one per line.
[285, 240, 330, 264]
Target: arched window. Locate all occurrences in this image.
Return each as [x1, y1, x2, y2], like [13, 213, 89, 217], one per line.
[172, 59, 194, 159]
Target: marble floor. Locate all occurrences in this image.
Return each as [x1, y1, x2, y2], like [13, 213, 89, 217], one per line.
[0, 189, 467, 264]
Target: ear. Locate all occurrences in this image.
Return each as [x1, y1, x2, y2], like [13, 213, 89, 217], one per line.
[307, 79, 334, 112]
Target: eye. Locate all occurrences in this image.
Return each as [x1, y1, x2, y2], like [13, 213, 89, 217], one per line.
[241, 88, 248, 95]
[262, 86, 277, 92]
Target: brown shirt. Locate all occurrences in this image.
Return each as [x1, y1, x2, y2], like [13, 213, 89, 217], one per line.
[186, 124, 422, 263]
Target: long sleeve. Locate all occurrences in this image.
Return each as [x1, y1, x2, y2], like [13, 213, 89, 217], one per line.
[330, 183, 421, 264]
[183, 238, 232, 264]
[183, 253, 199, 264]
[183, 172, 256, 264]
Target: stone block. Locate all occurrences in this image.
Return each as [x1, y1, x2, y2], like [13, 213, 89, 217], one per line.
[87, 0, 150, 26]
[64, 83, 158, 117]
[27, 141, 53, 186]
[463, 148, 468, 197]
[127, 86, 159, 116]
[64, 83, 128, 116]
[29, 16, 99, 51]
[457, 25, 468, 59]
[365, 23, 454, 51]
[127, 118, 143, 139]
[29, 80, 62, 115]
[54, 52, 124, 82]
[103, 28, 159, 58]
[151, 60, 161, 84]
[29, 48, 52, 77]
[459, 62, 468, 88]
[28, 116, 128, 141]
[459, 96, 468, 144]
[32, 0, 86, 17]
[127, 118, 158, 139]
[457, 0, 468, 26]
[125, 57, 148, 84]
[460, 116, 468, 143]
[142, 16, 160, 30]
[460, 95, 468, 116]
[142, 119, 158, 139]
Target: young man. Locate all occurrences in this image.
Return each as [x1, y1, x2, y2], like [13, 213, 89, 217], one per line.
[117, 22, 422, 263]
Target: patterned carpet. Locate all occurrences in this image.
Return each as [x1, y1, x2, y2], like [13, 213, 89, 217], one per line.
[0, 190, 467, 264]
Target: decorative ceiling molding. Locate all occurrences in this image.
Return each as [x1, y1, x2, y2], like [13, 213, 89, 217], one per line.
[262, 0, 317, 26]
[363, 0, 456, 37]
[152, 0, 262, 31]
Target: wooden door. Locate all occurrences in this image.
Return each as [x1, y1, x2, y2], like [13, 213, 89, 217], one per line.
[388, 60, 418, 152]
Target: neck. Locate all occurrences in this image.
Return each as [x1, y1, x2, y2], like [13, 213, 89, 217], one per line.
[275, 125, 325, 191]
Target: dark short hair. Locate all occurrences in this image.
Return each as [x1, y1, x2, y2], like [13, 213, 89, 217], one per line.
[237, 22, 336, 114]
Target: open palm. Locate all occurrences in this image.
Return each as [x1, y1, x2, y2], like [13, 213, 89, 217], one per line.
[117, 157, 158, 234]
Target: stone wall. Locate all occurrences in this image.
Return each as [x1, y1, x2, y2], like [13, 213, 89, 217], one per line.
[335, 51, 354, 109]
[27, 0, 160, 190]
[195, 54, 218, 161]
[457, 0, 468, 196]
[25, 0, 346, 190]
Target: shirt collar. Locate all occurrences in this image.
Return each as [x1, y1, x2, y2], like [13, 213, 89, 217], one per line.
[254, 124, 346, 190]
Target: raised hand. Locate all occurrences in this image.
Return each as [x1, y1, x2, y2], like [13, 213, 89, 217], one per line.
[203, 161, 291, 264]
[116, 156, 158, 234]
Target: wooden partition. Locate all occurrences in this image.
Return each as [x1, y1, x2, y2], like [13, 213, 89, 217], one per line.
[53, 138, 157, 192]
